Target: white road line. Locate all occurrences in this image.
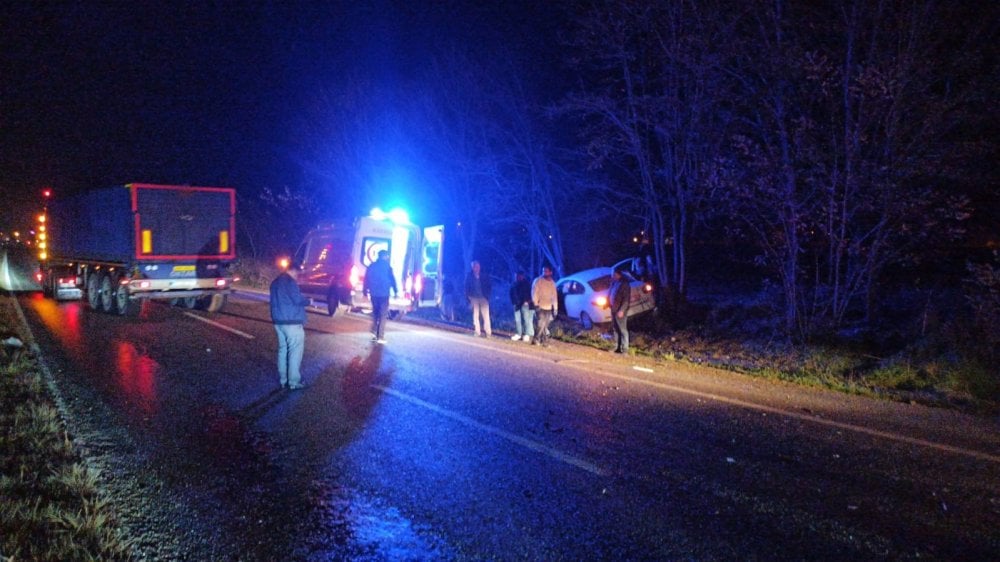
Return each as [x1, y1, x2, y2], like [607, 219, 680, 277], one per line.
[182, 312, 255, 339]
[632, 366, 654, 373]
[409, 327, 1000, 464]
[583, 367, 1000, 465]
[373, 384, 607, 477]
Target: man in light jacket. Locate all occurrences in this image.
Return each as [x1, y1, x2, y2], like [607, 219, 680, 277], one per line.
[531, 265, 558, 347]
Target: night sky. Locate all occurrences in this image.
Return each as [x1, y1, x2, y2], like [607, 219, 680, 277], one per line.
[1, 1, 561, 231]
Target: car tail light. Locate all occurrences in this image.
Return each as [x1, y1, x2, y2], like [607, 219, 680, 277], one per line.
[593, 295, 609, 308]
[57, 277, 77, 285]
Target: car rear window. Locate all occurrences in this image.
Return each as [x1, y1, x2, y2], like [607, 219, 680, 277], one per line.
[588, 275, 612, 292]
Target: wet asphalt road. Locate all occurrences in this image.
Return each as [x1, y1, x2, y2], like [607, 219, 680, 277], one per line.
[7, 266, 1000, 559]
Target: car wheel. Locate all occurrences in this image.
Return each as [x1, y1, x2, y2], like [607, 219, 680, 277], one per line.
[579, 312, 593, 330]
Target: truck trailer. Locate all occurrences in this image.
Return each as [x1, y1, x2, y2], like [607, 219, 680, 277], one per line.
[39, 183, 236, 315]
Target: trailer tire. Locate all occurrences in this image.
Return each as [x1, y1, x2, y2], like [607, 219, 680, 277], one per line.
[113, 275, 137, 316]
[98, 273, 116, 313]
[205, 294, 227, 313]
[86, 274, 102, 310]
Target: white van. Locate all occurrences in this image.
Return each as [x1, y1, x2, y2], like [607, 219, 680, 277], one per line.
[292, 208, 444, 317]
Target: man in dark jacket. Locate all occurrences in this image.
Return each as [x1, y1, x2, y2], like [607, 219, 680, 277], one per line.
[270, 263, 311, 389]
[509, 271, 534, 342]
[363, 250, 398, 344]
[609, 268, 631, 354]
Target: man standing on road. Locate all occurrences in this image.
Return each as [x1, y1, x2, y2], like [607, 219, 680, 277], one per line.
[531, 265, 558, 347]
[465, 260, 492, 337]
[363, 249, 398, 344]
[509, 270, 534, 342]
[609, 268, 631, 354]
[269, 261, 311, 390]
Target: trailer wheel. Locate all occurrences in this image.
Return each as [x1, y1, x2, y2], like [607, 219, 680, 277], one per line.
[86, 273, 102, 310]
[205, 294, 227, 313]
[98, 274, 116, 313]
[113, 274, 138, 316]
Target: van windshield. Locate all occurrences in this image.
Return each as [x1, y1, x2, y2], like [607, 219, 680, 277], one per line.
[306, 230, 353, 268]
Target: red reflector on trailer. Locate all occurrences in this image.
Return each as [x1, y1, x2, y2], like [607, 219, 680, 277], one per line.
[215, 279, 227, 287]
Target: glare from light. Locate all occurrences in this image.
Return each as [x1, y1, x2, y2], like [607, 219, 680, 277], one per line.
[388, 208, 410, 224]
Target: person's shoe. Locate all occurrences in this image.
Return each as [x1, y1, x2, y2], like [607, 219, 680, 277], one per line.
[376, 338, 387, 344]
[511, 334, 522, 341]
[371, 335, 378, 341]
[522, 337, 532, 343]
[287, 383, 306, 390]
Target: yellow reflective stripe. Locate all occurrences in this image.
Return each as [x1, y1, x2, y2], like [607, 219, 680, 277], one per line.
[141, 229, 152, 254]
[219, 230, 229, 253]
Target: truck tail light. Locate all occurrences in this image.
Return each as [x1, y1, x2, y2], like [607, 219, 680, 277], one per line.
[35, 272, 43, 282]
[215, 279, 227, 287]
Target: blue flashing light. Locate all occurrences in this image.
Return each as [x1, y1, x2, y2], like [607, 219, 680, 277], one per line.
[369, 206, 411, 225]
[388, 208, 410, 224]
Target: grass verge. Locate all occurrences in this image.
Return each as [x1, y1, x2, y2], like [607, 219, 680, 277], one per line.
[0, 294, 132, 561]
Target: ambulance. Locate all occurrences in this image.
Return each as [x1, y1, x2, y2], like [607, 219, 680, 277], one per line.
[291, 208, 444, 318]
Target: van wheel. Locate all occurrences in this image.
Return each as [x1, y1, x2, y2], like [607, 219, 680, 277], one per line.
[326, 288, 339, 316]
